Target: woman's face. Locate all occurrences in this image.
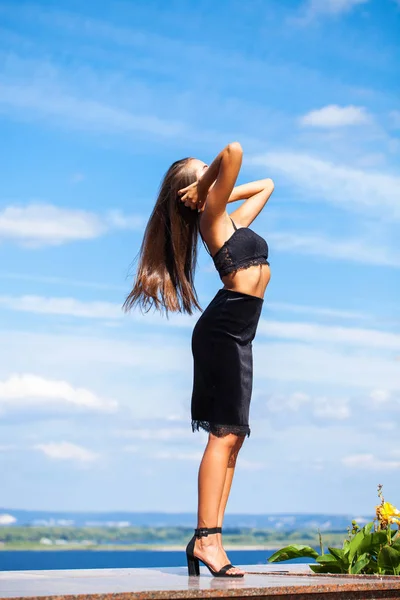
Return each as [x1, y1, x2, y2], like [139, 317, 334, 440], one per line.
[189, 158, 208, 181]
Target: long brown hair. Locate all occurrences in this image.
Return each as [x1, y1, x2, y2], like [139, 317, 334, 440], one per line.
[123, 158, 202, 317]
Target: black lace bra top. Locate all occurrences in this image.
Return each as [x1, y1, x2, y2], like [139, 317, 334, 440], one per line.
[200, 217, 270, 279]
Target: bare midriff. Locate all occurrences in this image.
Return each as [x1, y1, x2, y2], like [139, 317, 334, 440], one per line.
[221, 262, 271, 300]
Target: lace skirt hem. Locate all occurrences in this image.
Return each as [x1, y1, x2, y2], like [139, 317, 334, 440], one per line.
[191, 419, 250, 438]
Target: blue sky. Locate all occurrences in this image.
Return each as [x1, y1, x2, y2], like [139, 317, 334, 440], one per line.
[0, 0, 399, 517]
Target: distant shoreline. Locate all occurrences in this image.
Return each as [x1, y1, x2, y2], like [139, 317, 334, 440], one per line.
[0, 544, 279, 552]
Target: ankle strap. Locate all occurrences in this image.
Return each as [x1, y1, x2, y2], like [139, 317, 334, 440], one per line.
[195, 526, 221, 538]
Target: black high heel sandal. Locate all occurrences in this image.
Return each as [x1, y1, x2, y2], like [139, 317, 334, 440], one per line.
[186, 526, 244, 577]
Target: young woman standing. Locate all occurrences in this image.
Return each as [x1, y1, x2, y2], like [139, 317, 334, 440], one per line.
[124, 142, 274, 577]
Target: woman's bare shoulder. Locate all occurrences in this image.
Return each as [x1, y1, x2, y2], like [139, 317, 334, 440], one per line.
[199, 210, 238, 253]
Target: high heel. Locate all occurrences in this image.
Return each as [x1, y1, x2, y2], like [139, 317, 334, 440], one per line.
[187, 553, 200, 576]
[185, 526, 244, 577]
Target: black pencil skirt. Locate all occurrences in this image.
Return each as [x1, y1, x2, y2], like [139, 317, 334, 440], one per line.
[190, 287, 264, 438]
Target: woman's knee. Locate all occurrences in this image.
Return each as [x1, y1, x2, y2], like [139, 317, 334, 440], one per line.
[229, 435, 246, 466]
[208, 432, 245, 450]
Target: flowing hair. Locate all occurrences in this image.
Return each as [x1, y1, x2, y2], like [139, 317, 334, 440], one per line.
[123, 158, 203, 317]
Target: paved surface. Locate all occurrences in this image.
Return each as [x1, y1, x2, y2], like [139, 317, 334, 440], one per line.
[1, 563, 400, 599]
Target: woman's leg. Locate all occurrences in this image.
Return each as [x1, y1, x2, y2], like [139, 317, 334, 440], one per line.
[217, 435, 246, 573]
[195, 432, 243, 575]
[217, 434, 245, 526]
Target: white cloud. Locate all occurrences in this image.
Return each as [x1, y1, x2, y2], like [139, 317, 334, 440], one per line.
[268, 302, 368, 321]
[269, 231, 400, 267]
[153, 450, 203, 461]
[0, 514, 17, 525]
[123, 445, 139, 453]
[369, 389, 400, 410]
[251, 152, 400, 220]
[0, 12, 374, 144]
[0, 272, 126, 292]
[1, 324, 399, 430]
[0, 204, 103, 246]
[118, 428, 193, 441]
[376, 421, 397, 432]
[370, 389, 391, 404]
[389, 110, 400, 128]
[0, 373, 117, 413]
[257, 387, 400, 434]
[313, 397, 351, 420]
[265, 392, 350, 420]
[255, 341, 400, 391]
[0, 295, 122, 320]
[106, 210, 145, 231]
[0, 203, 144, 247]
[0, 330, 192, 420]
[0, 79, 186, 139]
[0, 286, 370, 324]
[260, 320, 400, 351]
[266, 392, 311, 413]
[0, 330, 189, 377]
[342, 453, 400, 470]
[34, 441, 99, 463]
[0, 294, 196, 329]
[237, 459, 268, 471]
[300, 105, 370, 128]
[299, 0, 369, 21]
[2, 294, 399, 352]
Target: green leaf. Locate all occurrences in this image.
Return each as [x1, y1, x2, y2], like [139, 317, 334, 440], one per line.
[342, 538, 350, 553]
[391, 538, 400, 552]
[351, 553, 370, 574]
[363, 558, 379, 575]
[309, 564, 323, 573]
[377, 546, 400, 575]
[328, 547, 345, 561]
[347, 529, 367, 564]
[363, 522, 374, 535]
[267, 544, 319, 563]
[309, 563, 345, 574]
[316, 553, 339, 563]
[357, 531, 388, 557]
[326, 546, 350, 570]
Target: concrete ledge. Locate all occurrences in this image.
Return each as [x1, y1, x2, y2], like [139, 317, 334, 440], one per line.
[1, 564, 400, 600]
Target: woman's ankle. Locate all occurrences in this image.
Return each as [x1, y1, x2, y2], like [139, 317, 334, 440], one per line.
[196, 532, 219, 548]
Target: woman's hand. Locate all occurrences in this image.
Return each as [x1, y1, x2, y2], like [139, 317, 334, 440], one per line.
[178, 181, 207, 212]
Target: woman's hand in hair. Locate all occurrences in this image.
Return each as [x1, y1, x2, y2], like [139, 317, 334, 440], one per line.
[178, 181, 207, 212]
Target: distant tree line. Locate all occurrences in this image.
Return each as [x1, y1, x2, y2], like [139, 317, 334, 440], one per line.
[0, 526, 346, 548]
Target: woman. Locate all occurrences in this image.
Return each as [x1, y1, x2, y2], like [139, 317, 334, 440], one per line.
[123, 142, 274, 578]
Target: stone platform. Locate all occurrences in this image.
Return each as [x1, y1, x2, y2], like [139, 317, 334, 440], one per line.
[1, 563, 400, 599]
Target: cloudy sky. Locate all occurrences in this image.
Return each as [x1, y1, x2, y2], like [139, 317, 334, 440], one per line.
[0, 0, 399, 516]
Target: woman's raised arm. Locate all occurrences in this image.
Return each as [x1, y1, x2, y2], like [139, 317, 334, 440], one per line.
[201, 142, 243, 217]
[229, 178, 275, 227]
[178, 142, 243, 215]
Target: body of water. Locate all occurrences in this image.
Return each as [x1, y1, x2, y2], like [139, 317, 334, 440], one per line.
[0, 549, 311, 571]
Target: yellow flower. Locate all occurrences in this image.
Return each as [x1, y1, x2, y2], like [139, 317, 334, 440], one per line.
[376, 502, 400, 527]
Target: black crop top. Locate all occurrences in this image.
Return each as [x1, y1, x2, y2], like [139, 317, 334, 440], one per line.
[200, 217, 270, 278]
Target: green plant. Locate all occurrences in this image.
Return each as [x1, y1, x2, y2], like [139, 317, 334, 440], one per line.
[267, 484, 400, 575]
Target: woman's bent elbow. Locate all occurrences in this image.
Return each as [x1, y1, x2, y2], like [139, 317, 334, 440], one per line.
[226, 141, 243, 156]
[266, 178, 275, 191]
